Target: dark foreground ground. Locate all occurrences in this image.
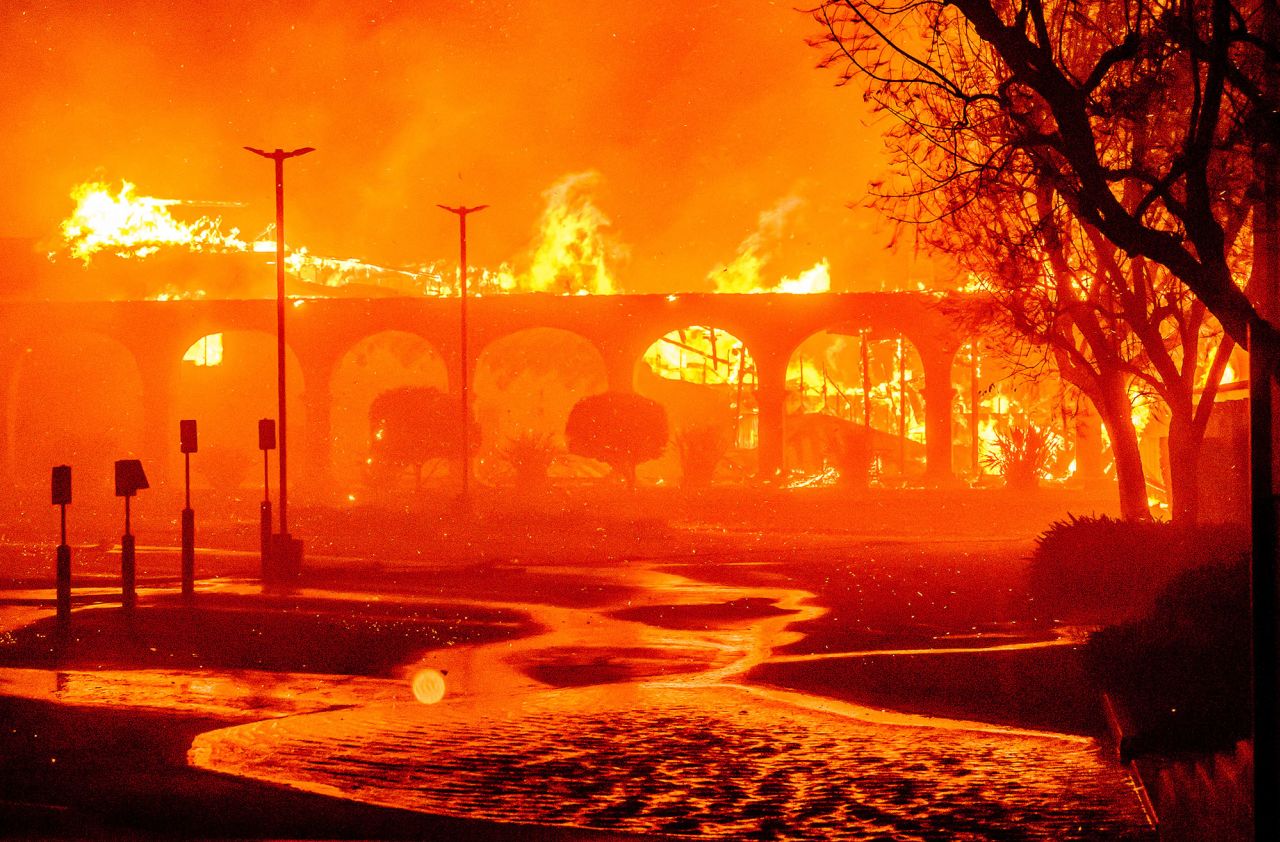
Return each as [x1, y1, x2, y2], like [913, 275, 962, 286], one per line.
[0, 485, 1149, 839]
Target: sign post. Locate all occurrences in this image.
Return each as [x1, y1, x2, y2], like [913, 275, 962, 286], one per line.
[114, 459, 149, 612]
[52, 465, 71, 629]
[258, 418, 275, 581]
[180, 420, 197, 602]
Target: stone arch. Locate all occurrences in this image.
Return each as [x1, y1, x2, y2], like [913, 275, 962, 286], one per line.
[948, 337, 1083, 483]
[786, 324, 929, 480]
[472, 327, 608, 482]
[173, 329, 306, 498]
[635, 324, 759, 486]
[7, 330, 145, 507]
[330, 330, 449, 498]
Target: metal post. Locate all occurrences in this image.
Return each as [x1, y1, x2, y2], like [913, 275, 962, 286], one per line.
[273, 155, 288, 535]
[121, 495, 135, 612]
[181, 451, 194, 601]
[1251, 325, 1278, 840]
[245, 146, 312, 576]
[260, 449, 272, 575]
[56, 504, 70, 629]
[437, 203, 487, 508]
[1253, 7, 1280, 830]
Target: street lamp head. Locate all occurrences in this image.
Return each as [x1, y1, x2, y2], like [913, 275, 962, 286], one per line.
[244, 146, 316, 160]
[437, 204, 489, 216]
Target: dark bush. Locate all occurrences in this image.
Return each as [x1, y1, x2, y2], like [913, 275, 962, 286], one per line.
[1027, 514, 1247, 624]
[565, 391, 668, 486]
[1086, 555, 1250, 754]
[369, 386, 480, 490]
[675, 423, 732, 489]
[499, 432, 557, 490]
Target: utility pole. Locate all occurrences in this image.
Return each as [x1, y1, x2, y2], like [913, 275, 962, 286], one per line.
[1251, 2, 1280, 830]
[437, 203, 487, 508]
[245, 146, 313, 579]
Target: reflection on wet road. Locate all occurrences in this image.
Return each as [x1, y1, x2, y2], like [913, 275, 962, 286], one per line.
[184, 559, 1152, 840]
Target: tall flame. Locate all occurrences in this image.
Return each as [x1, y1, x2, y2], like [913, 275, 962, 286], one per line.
[525, 171, 624, 295]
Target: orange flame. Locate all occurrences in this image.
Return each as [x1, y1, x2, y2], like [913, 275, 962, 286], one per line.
[57, 176, 838, 298]
[710, 197, 830, 294]
[60, 180, 247, 263]
[525, 171, 624, 295]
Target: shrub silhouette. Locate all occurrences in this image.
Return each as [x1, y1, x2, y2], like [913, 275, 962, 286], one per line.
[981, 423, 1059, 489]
[1087, 555, 1250, 754]
[1028, 514, 1247, 624]
[565, 391, 668, 486]
[369, 387, 479, 490]
[499, 431, 558, 490]
[675, 423, 733, 489]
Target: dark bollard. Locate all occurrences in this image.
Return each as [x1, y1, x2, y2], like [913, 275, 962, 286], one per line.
[56, 544, 71, 629]
[181, 507, 195, 601]
[180, 420, 198, 603]
[260, 500, 273, 581]
[52, 465, 72, 629]
[114, 459, 148, 613]
[121, 532, 136, 611]
[258, 419, 276, 585]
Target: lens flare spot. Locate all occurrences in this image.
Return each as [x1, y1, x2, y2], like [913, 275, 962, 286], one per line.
[411, 669, 446, 704]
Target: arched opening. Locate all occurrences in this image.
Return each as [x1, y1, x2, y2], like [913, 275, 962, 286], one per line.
[787, 328, 926, 484]
[635, 325, 757, 487]
[8, 331, 144, 509]
[331, 331, 448, 500]
[473, 328, 607, 486]
[949, 340, 1081, 486]
[174, 330, 305, 501]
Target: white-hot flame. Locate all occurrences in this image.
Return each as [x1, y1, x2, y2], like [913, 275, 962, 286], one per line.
[61, 181, 247, 263]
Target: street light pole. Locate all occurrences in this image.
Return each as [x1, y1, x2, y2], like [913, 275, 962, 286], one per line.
[437, 203, 487, 507]
[246, 146, 313, 577]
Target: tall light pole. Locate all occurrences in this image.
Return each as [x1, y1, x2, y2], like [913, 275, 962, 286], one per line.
[246, 146, 313, 577]
[437, 203, 487, 507]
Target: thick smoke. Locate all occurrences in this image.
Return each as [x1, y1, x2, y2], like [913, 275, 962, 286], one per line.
[0, 2, 941, 296]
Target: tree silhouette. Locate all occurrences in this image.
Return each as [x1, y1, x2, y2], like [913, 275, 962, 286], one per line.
[565, 392, 668, 486]
[368, 387, 479, 491]
[940, 175, 1240, 521]
[809, 0, 1268, 520]
[809, 1, 1277, 350]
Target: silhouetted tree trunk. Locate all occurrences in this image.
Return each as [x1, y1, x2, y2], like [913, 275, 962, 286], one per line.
[1167, 417, 1201, 525]
[1094, 374, 1152, 521]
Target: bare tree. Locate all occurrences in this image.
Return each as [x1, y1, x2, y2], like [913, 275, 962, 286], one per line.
[810, 0, 1268, 520]
[809, 0, 1275, 346]
[943, 174, 1240, 521]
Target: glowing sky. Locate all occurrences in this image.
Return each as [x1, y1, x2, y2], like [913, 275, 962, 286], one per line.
[0, 1, 941, 294]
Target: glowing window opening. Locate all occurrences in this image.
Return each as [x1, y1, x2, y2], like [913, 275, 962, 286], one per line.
[183, 334, 224, 367]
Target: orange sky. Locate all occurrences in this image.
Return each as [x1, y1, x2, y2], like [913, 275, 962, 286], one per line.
[0, 0, 942, 295]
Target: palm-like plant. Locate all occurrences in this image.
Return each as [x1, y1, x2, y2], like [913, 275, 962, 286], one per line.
[499, 432, 558, 490]
[981, 424, 1061, 490]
